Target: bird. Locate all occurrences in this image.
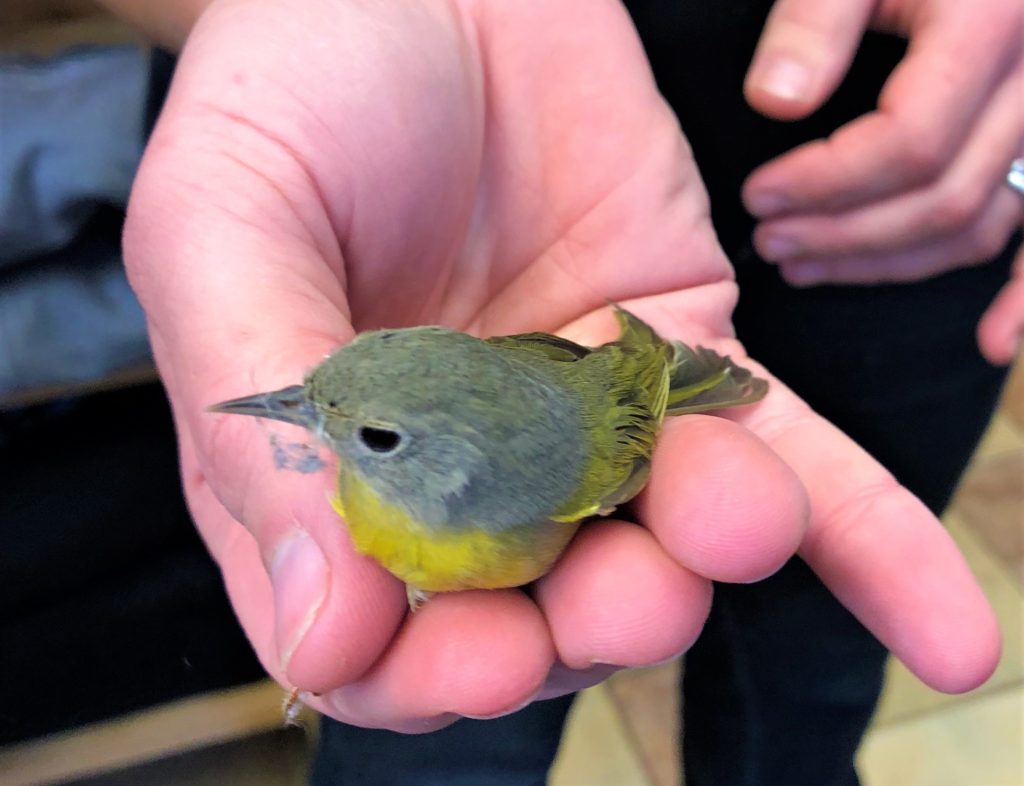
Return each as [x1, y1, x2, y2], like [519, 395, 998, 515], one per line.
[209, 306, 768, 609]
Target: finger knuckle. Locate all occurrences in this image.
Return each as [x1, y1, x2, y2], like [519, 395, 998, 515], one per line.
[802, 474, 921, 564]
[931, 186, 986, 232]
[893, 124, 946, 184]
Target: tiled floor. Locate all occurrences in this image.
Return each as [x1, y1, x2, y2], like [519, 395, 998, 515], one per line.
[4, 366, 1021, 786]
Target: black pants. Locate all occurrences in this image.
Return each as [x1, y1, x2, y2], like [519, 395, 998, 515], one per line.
[311, 3, 1014, 784]
[311, 256, 1012, 786]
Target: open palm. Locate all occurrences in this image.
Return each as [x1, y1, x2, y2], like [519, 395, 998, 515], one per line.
[124, 0, 998, 731]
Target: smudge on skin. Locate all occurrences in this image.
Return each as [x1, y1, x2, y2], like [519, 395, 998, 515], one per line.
[270, 435, 326, 473]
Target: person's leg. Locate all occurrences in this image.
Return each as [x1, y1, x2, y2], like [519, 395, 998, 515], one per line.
[681, 254, 1013, 786]
[619, 3, 1015, 781]
[310, 695, 574, 786]
[683, 561, 887, 786]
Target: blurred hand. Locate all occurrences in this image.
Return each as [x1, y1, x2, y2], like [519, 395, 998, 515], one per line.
[743, 0, 1022, 286]
[979, 228, 1024, 364]
[124, 0, 998, 732]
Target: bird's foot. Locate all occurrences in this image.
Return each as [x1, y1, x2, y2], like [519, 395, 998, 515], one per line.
[406, 585, 434, 611]
[282, 687, 306, 727]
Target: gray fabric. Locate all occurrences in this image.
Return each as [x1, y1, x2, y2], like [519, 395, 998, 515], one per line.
[0, 45, 151, 400]
[0, 248, 149, 398]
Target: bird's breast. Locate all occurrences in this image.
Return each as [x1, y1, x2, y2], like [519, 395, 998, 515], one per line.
[332, 468, 580, 592]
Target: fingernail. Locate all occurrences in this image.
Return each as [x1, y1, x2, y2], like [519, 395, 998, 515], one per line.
[760, 234, 801, 260]
[270, 531, 329, 671]
[756, 56, 811, 102]
[747, 191, 791, 217]
[785, 262, 827, 286]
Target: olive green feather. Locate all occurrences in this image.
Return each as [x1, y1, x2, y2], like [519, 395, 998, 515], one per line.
[487, 306, 767, 521]
[666, 342, 769, 414]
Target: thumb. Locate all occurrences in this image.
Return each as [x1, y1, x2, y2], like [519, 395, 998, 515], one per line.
[745, 0, 875, 120]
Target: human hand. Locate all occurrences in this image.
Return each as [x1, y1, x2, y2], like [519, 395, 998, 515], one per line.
[742, 0, 1022, 286]
[123, 0, 998, 732]
[979, 228, 1024, 364]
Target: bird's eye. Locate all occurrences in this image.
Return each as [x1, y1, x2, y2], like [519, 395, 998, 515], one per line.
[358, 426, 402, 454]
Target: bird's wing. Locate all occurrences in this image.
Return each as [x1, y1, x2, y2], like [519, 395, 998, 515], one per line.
[484, 332, 592, 362]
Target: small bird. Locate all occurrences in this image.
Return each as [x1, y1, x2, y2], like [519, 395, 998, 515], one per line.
[210, 307, 767, 609]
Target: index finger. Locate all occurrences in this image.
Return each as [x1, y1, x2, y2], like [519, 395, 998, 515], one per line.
[744, 3, 1023, 216]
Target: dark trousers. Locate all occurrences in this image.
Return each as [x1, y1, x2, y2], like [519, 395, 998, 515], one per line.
[311, 251, 1011, 786]
[311, 2, 1015, 782]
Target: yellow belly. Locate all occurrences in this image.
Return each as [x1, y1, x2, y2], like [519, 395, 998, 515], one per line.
[331, 471, 579, 592]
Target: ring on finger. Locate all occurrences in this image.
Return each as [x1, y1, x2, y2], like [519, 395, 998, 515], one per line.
[1008, 159, 1024, 197]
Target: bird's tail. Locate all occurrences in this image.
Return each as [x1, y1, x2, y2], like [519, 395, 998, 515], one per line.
[610, 304, 768, 415]
[665, 342, 768, 415]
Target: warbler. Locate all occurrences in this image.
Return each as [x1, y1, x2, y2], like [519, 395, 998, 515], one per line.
[210, 307, 767, 608]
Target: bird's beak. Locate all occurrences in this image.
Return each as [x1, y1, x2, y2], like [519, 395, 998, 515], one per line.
[207, 384, 319, 430]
